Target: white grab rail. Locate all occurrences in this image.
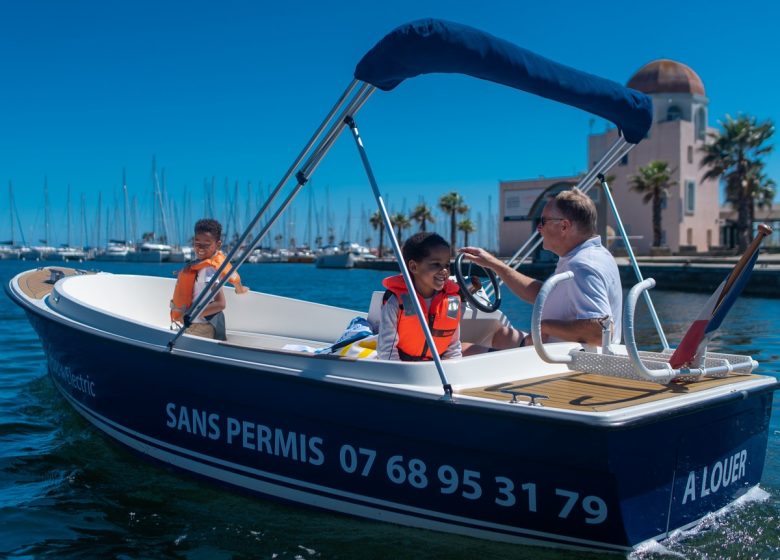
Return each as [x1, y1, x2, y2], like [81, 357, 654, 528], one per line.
[531, 271, 574, 364]
[531, 273, 757, 384]
[623, 278, 757, 382]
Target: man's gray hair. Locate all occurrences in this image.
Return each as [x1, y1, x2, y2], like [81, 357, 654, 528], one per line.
[552, 188, 597, 236]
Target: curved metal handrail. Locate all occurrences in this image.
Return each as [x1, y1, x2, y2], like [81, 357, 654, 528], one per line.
[530, 271, 574, 364]
[622, 279, 757, 381]
[623, 278, 676, 382]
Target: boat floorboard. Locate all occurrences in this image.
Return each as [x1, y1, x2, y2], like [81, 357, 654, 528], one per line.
[458, 371, 762, 411]
[16, 267, 90, 300]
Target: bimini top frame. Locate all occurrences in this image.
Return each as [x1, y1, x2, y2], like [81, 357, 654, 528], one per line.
[170, 18, 655, 398]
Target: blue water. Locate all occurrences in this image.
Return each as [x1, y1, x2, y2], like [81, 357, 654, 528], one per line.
[1, 260, 778, 559]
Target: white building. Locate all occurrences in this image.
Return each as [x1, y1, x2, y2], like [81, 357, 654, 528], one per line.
[499, 59, 720, 257]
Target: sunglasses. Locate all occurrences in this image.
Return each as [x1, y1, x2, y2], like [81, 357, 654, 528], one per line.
[539, 217, 566, 226]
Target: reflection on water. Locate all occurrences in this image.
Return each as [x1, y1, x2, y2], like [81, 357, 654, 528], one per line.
[0, 260, 778, 559]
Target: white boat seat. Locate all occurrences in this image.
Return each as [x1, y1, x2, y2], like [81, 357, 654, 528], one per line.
[366, 290, 384, 333]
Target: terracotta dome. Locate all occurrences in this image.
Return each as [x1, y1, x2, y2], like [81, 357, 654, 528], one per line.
[627, 59, 705, 96]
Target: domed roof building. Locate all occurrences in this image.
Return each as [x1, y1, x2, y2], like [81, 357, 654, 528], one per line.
[626, 59, 709, 141]
[498, 58, 721, 256]
[628, 59, 705, 96]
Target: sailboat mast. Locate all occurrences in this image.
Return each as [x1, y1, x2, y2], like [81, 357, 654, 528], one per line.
[67, 184, 72, 247]
[80, 193, 87, 248]
[10, 181, 26, 247]
[44, 176, 50, 246]
[149, 156, 158, 240]
[306, 183, 313, 248]
[151, 157, 170, 244]
[8, 181, 14, 246]
[123, 168, 129, 243]
[96, 191, 102, 248]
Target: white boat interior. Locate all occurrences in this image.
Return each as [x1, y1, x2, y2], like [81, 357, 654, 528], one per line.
[18, 268, 771, 428]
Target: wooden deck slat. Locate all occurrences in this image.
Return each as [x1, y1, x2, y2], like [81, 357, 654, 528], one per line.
[458, 371, 761, 412]
[17, 267, 87, 300]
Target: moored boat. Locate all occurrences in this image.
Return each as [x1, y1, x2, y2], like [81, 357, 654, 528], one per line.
[315, 242, 375, 268]
[126, 242, 171, 262]
[94, 240, 133, 262]
[5, 19, 777, 554]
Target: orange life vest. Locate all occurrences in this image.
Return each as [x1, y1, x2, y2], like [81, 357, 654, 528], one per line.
[382, 274, 461, 361]
[170, 251, 241, 323]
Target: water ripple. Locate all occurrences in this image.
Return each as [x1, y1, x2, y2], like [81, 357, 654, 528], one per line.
[1, 261, 779, 559]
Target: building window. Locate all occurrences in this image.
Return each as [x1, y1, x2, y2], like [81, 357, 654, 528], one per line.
[667, 105, 682, 121]
[619, 154, 628, 166]
[687, 228, 693, 245]
[661, 192, 668, 210]
[685, 180, 696, 214]
[687, 145, 693, 164]
[695, 107, 706, 140]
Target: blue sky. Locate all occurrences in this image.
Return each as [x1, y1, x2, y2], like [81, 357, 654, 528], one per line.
[1, 1, 777, 248]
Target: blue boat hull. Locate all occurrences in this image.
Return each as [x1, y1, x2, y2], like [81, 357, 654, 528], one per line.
[24, 307, 775, 552]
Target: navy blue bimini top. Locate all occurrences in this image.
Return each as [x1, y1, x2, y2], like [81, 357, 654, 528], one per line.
[354, 19, 652, 144]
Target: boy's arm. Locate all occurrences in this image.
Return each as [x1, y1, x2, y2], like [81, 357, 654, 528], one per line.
[233, 280, 249, 294]
[226, 269, 249, 294]
[199, 288, 226, 318]
[441, 323, 462, 359]
[377, 296, 400, 360]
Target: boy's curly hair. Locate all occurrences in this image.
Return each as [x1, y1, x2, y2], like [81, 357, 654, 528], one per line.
[401, 232, 450, 265]
[194, 218, 222, 240]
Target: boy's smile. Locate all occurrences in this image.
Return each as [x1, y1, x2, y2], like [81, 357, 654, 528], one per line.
[409, 245, 451, 298]
[193, 232, 222, 260]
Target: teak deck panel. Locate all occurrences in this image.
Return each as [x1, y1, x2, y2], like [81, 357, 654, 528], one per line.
[17, 267, 85, 300]
[458, 371, 761, 412]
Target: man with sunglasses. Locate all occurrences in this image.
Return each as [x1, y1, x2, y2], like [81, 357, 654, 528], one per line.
[460, 188, 621, 347]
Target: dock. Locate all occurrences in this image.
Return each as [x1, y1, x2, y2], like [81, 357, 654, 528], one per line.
[354, 255, 780, 297]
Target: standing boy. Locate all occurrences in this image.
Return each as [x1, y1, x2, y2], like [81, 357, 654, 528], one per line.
[170, 218, 248, 340]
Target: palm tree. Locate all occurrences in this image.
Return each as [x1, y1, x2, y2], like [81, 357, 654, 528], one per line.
[438, 192, 469, 255]
[629, 161, 676, 247]
[700, 114, 775, 251]
[457, 218, 476, 246]
[410, 202, 435, 232]
[746, 164, 776, 225]
[390, 212, 411, 245]
[369, 211, 385, 257]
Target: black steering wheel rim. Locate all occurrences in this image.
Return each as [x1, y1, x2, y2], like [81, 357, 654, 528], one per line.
[454, 253, 502, 313]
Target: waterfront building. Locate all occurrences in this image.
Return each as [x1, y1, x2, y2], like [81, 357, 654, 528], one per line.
[720, 206, 780, 250]
[499, 59, 720, 257]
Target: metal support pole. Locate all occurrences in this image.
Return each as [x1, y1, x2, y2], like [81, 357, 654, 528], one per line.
[598, 174, 669, 349]
[345, 116, 454, 399]
[168, 81, 371, 350]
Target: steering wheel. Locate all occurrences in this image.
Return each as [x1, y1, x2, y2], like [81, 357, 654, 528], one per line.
[454, 253, 502, 313]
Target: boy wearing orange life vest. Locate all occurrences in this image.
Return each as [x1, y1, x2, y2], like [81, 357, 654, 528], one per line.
[377, 232, 462, 361]
[170, 219, 248, 339]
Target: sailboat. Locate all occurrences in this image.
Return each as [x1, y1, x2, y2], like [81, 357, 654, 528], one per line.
[128, 158, 172, 262]
[51, 186, 88, 262]
[25, 177, 57, 260]
[0, 181, 27, 260]
[95, 169, 134, 262]
[315, 199, 374, 268]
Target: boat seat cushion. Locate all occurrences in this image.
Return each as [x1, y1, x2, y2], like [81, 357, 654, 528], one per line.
[366, 290, 384, 333]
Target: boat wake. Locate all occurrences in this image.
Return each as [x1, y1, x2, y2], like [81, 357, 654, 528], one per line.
[629, 486, 772, 559]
